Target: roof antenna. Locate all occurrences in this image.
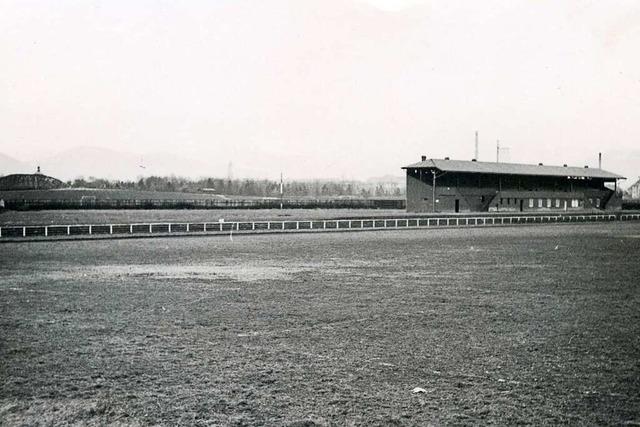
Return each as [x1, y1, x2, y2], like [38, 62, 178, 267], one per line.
[474, 131, 479, 161]
[496, 140, 510, 163]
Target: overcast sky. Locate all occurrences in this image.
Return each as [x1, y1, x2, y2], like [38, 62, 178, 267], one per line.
[1, 0, 639, 179]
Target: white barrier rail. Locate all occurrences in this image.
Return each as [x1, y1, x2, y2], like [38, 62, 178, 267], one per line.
[1, 212, 638, 241]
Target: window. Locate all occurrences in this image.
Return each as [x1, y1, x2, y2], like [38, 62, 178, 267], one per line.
[555, 199, 560, 208]
[529, 198, 534, 208]
[571, 199, 579, 208]
[481, 196, 485, 202]
[538, 199, 543, 208]
[596, 198, 600, 208]
[500, 198, 504, 204]
[547, 199, 552, 208]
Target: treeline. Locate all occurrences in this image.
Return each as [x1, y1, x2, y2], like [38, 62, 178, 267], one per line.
[67, 176, 405, 198]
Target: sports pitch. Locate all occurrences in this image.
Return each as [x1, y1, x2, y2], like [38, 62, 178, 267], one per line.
[1, 223, 639, 425]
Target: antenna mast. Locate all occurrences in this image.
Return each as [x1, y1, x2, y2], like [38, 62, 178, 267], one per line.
[474, 131, 479, 160]
[496, 140, 510, 163]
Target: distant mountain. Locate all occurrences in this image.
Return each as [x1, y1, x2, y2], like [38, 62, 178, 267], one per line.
[3, 146, 636, 185]
[34, 147, 222, 181]
[0, 153, 30, 176]
[366, 174, 404, 184]
[6, 146, 403, 182]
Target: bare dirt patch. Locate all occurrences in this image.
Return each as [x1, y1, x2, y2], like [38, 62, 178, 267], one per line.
[1, 223, 639, 425]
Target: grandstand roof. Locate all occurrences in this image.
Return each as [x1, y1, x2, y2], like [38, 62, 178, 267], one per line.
[402, 158, 625, 180]
[0, 173, 66, 191]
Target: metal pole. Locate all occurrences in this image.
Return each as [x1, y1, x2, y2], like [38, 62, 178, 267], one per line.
[432, 170, 436, 213]
[280, 172, 284, 210]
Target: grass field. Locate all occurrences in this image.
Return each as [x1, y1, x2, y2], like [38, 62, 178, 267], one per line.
[0, 208, 405, 226]
[1, 223, 639, 425]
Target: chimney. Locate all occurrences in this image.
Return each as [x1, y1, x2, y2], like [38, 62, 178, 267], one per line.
[421, 155, 427, 161]
[584, 165, 589, 168]
[538, 163, 543, 166]
[598, 152, 602, 169]
[444, 157, 450, 160]
[563, 164, 567, 167]
[471, 158, 477, 162]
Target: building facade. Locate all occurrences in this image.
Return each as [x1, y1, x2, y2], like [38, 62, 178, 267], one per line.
[403, 157, 624, 213]
[628, 178, 640, 200]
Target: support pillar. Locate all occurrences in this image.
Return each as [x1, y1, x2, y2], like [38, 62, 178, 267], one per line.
[432, 170, 436, 213]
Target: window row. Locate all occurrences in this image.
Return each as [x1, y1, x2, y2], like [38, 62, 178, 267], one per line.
[525, 198, 598, 208]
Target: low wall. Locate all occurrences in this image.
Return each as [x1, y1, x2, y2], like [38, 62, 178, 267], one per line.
[623, 200, 640, 210]
[2, 212, 639, 242]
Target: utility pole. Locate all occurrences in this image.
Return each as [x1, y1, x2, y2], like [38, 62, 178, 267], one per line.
[279, 172, 284, 210]
[227, 162, 233, 181]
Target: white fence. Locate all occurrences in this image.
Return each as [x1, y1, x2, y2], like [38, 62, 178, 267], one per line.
[1, 212, 638, 241]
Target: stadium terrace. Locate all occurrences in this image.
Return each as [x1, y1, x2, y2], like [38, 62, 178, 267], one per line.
[403, 157, 625, 213]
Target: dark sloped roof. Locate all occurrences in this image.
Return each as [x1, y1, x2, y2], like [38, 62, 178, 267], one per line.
[402, 159, 625, 180]
[0, 173, 66, 191]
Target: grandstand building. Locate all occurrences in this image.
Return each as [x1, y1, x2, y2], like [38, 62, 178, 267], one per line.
[0, 171, 66, 191]
[403, 157, 624, 213]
